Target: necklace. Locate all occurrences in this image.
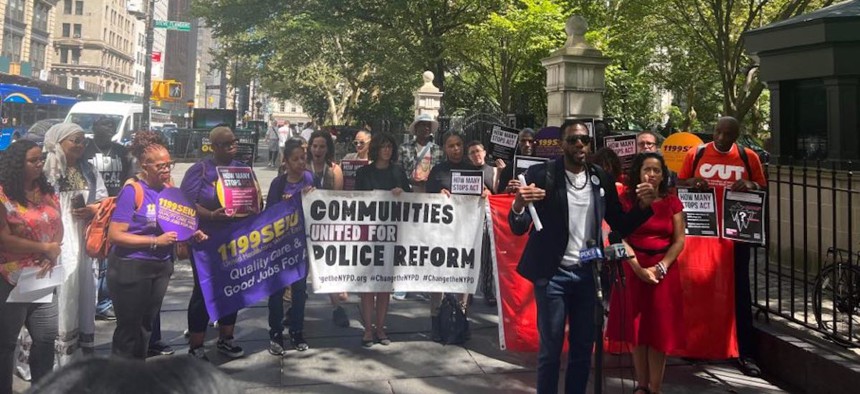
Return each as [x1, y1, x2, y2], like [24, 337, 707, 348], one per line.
[565, 169, 588, 190]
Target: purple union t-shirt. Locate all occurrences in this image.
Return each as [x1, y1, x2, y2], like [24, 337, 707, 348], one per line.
[111, 181, 173, 261]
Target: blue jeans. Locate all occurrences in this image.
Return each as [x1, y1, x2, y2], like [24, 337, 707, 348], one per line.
[96, 258, 113, 314]
[267, 277, 308, 337]
[534, 266, 596, 394]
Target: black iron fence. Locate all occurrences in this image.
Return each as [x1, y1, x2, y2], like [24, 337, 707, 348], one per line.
[753, 159, 860, 347]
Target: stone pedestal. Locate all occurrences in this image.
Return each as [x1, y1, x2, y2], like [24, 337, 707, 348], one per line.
[414, 70, 443, 119]
[541, 16, 611, 127]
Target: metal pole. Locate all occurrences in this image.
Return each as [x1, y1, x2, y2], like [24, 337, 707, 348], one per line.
[141, 0, 155, 130]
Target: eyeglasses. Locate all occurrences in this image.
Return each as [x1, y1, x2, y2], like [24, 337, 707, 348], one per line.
[27, 157, 45, 165]
[66, 136, 86, 146]
[214, 139, 240, 148]
[353, 140, 369, 147]
[520, 139, 535, 145]
[565, 135, 592, 145]
[637, 141, 657, 148]
[145, 161, 176, 171]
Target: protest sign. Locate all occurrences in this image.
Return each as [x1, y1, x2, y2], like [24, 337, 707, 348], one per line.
[533, 126, 562, 158]
[304, 190, 483, 294]
[603, 134, 638, 172]
[450, 170, 484, 195]
[662, 132, 704, 172]
[216, 166, 260, 217]
[191, 198, 307, 321]
[341, 159, 369, 191]
[722, 190, 766, 244]
[513, 155, 549, 178]
[156, 187, 198, 241]
[678, 188, 718, 237]
[488, 125, 519, 162]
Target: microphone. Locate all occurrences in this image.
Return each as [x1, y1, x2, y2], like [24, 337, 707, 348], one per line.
[604, 232, 629, 261]
[517, 173, 543, 232]
[580, 239, 604, 264]
[605, 231, 628, 287]
[582, 239, 605, 302]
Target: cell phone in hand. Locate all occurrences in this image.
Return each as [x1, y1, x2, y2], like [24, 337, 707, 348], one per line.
[71, 194, 85, 209]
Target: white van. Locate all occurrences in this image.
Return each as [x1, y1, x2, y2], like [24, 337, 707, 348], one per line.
[64, 101, 144, 143]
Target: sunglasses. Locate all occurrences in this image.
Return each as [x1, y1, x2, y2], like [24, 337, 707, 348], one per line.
[564, 135, 592, 145]
[352, 140, 368, 147]
[214, 139, 240, 148]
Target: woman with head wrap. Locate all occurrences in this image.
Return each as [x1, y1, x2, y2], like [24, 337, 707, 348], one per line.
[43, 123, 108, 365]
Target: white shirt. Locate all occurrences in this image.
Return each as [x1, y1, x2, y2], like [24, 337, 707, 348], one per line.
[561, 169, 596, 267]
[300, 127, 314, 142]
[277, 125, 291, 146]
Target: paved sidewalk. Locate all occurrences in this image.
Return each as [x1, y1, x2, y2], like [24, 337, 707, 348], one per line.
[14, 259, 792, 393]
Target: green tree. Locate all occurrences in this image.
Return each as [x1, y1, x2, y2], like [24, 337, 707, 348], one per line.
[660, 0, 836, 123]
[447, 0, 566, 115]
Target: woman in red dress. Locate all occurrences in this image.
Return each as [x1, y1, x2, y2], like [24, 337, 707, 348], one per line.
[605, 152, 686, 394]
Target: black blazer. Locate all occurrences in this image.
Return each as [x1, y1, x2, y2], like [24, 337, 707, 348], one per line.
[508, 159, 653, 282]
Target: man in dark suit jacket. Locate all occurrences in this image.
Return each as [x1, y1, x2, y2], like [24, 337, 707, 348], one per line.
[509, 120, 656, 394]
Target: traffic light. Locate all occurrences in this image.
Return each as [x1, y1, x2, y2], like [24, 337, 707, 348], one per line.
[168, 82, 182, 99]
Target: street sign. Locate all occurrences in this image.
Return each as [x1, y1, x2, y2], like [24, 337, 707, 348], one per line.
[206, 84, 221, 89]
[154, 20, 191, 31]
[152, 51, 162, 62]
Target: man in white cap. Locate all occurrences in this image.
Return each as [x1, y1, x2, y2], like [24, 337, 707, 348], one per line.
[393, 113, 442, 301]
[398, 113, 442, 193]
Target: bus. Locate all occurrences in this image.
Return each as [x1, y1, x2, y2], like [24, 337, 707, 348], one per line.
[0, 83, 78, 150]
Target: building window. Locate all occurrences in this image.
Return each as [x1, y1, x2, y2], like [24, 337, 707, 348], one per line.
[60, 49, 68, 63]
[29, 41, 47, 71]
[75, 0, 84, 15]
[33, 3, 50, 32]
[280, 102, 286, 112]
[74, 24, 82, 38]
[64, 0, 73, 14]
[72, 77, 80, 90]
[6, 0, 26, 21]
[62, 24, 71, 37]
[1, 32, 23, 62]
[71, 49, 81, 64]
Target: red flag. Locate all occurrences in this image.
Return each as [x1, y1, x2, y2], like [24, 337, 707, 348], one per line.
[488, 194, 540, 352]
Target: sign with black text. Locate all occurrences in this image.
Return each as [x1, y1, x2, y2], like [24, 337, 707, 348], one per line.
[450, 170, 484, 195]
[488, 125, 519, 162]
[722, 190, 766, 244]
[603, 134, 638, 172]
[303, 190, 483, 294]
[678, 188, 718, 237]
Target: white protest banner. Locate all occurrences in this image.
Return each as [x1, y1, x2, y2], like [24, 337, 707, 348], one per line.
[303, 190, 484, 294]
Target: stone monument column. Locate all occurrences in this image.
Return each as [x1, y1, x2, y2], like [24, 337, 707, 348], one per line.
[541, 16, 611, 126]
[414, 70, 444, 119]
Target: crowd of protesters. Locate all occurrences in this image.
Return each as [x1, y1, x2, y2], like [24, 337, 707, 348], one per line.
[0, 114, 766, 394]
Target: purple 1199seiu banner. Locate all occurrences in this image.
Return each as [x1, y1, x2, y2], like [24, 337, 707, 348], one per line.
[191, 198, 308, 321]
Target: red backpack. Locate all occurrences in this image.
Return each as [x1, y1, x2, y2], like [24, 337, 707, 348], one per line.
[85, 181, 144, 259]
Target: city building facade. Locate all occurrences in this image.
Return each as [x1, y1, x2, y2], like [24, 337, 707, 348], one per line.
[51, 0, 135, 95]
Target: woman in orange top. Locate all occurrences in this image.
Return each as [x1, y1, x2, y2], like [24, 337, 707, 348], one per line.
[0, 140, 63, 391]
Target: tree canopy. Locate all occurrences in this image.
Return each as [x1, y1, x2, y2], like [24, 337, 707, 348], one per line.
[194, 0, 837, 135]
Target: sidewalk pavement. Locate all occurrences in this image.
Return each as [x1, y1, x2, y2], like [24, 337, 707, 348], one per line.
[14, 259, 792, 393]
